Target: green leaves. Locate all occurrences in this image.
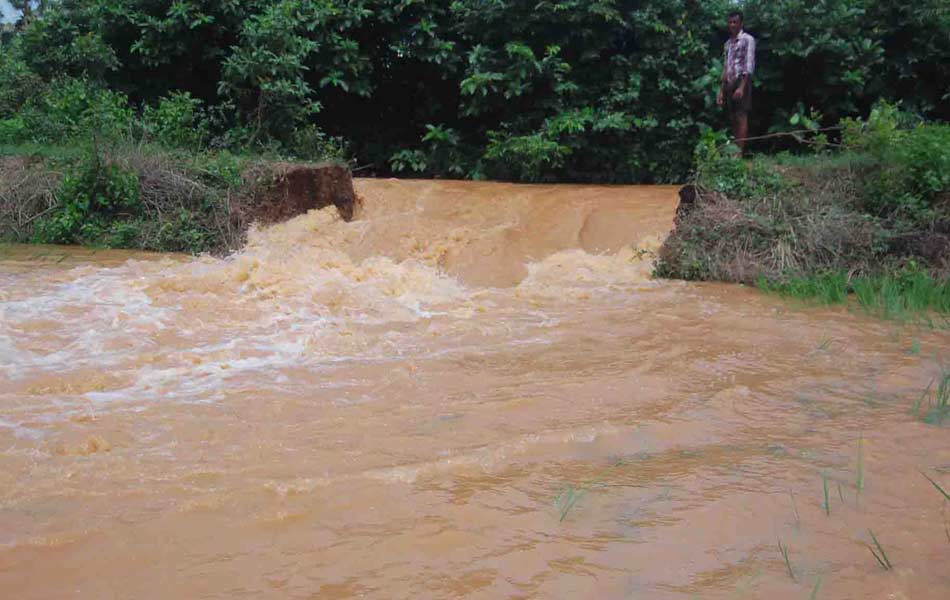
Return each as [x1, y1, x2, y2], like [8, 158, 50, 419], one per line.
[2, 0, 947, 182]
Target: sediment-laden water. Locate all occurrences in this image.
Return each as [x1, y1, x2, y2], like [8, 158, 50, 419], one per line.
[1, 180, 948, 599]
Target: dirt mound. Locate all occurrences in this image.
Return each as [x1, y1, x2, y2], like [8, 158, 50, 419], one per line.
[238, 162, 359, 227]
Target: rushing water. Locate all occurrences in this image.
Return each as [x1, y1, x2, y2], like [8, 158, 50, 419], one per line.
[1, 180, 948, 599]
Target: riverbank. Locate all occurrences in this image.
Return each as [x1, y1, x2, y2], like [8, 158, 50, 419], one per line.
[657, 107, 950, 320]
[0, 144, 356, 255]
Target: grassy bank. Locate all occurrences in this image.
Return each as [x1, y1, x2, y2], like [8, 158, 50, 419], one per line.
[656, 104, 949, 320]
[0, 143, 352, 255]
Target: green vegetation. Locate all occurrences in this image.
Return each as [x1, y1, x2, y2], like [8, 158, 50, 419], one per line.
[866, 530, 893, 570]
[657, 104, 949, 319]
[920, 371, 950, 425]
[920, 471, 950, 503]
[0, 2, 947, 255]
[0, 0, 947, 184]
[809, 576, 823, 600]
[856, 435, 864, 493]
[554, 486, 585, 522]
[777, 538, 794, 580]
[821, 473, 831, 516]
[0, 74, 346, 253]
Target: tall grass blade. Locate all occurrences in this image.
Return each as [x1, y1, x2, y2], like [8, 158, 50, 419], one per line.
[777, 539, 794, 580]
[821, 473, 830, 516]
[789, 492, 801, 528]
[911, 378, 934, 417]
[555, 486, 584, 522]
[920, 471, 950, 502]
[809, 575, 823, 600]
[867, 530, 892, 570]
[856, 434, 864, 493]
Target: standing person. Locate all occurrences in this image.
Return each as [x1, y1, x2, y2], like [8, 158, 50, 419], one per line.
[717, 11, 756, 154]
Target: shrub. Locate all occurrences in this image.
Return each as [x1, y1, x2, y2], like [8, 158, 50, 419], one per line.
[142, 92, 210, 150]
[20, 78, 134, 144]
[33, 153, 141, 245]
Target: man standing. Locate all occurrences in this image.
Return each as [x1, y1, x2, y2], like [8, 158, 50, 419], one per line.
[717, 11, 756, 154]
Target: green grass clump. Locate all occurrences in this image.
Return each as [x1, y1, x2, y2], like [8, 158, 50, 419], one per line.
[757, 272, 849, 305]
[915, 371, 950, 425]
[757, 266, 950, 321]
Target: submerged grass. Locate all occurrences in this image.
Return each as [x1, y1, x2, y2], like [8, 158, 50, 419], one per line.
[866, 530, 893, 570]
[554, 486, 585, 522]
[856, 434, 864, 494]
[809, 576, 823, 600]
[920, 471, 950, 502]
[553, 458, 635, 522]
[821, 473, 831, 516]
[777, 539, 795, 580]
[914, 371, 950, 425]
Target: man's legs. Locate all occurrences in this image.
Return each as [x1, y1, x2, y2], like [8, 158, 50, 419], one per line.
[733, 112, 748, 155]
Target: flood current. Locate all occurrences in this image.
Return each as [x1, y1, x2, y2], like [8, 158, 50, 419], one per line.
[1, 180, 948, 598]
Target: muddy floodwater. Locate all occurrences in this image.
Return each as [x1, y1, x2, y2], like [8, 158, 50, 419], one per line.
[1, 180, 948, 599]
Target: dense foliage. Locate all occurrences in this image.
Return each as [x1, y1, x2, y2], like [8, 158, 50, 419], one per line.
[1, 0, 947, 183]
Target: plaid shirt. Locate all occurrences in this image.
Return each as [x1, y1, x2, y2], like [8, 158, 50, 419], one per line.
[724, 31, 756, 83]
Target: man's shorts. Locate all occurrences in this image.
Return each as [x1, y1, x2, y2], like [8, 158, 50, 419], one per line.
[725, 78, 752, 116]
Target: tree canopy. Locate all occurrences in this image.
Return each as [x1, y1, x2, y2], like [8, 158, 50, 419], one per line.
[1, 0, 947, 182]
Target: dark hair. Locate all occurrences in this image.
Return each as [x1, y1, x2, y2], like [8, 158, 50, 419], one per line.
[728, 11, 743, 22]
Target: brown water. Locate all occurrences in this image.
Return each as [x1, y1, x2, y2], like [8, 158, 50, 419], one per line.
[1, 180, 948, 599]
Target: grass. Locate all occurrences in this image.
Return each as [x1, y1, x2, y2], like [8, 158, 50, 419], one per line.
[809, 576, 823, 600]
[554, 486, 585, 522]
[853, 272, 950, 319]
[777, 538, 795, 580]
[921, 470, 949, 543]
[907, 339, 920, 355]
[553, 458, 633, 522]
[866, 529, 893, 570]
[789, 492, 801, 528]
[757, 272, 849, 306]
[920, 471, 950, 502]
[821, 473, 831, 516]
[856, 434, 864, 493]
[757, 270, 950, 321]
[912, 378, 935, 417]
[913, 371, 950, 425]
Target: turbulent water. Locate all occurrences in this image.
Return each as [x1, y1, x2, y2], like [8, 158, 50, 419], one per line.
[1, 180, 948, 599]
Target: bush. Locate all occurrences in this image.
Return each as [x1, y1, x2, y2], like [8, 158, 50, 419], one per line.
[843, 103, 950, 228]
[33, 154, 141, 245]
[20, 78, 134, 143]
[142, 92, 210, 150]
